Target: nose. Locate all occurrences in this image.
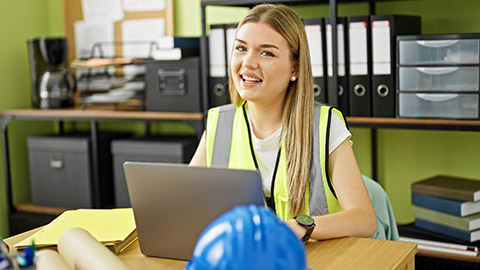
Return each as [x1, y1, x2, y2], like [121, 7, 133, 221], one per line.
[242, 51, 258, 69]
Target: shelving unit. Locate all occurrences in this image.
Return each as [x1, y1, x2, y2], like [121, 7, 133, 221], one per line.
[199, 0, 380, 112]
[1, 108, 203, 235]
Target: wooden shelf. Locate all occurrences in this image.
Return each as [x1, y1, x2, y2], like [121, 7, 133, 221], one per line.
[1, 108, 204, 122]
[417, 249, 480, 263]
[347, 117, 480, 131]
[14, 202, 69, 216]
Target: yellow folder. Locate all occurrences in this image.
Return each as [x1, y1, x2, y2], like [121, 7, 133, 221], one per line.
[15, 208, 137, 254]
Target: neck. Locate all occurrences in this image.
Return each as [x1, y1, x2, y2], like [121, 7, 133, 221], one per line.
[246, 101, 284, 140]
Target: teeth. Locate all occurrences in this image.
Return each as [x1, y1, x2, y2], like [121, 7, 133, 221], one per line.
[242, 75, 261, 82]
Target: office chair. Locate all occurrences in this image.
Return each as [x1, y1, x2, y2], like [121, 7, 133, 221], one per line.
[363, 175, 400, 241]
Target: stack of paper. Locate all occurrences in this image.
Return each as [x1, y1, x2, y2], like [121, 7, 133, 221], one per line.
[15, 208, 137, 254]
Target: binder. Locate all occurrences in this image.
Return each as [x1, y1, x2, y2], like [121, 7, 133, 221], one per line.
[303, 18, 328, 103]
[326, 17, 349, 114]
[371, 15, 421, 117]
[156, 36, 200, 49]
[347, 16, 372, 116]
[208, 24, 237, 108]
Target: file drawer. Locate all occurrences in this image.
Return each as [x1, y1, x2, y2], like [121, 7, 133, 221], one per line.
[399, 66, 479, 91]
[398, 93, 479, 119]
[399, 39, 479, 65]
[27, 133, 128, 208]
[111, 136, 197, 207]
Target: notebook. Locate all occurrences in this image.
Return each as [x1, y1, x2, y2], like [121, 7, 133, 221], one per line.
[123, 162, 265, 260]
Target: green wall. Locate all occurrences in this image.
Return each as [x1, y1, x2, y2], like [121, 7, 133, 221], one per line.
[2, 0, 480, 237]
[0, 0, 64, 238]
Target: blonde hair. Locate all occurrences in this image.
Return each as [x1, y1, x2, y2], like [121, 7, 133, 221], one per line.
[229, 4, 314, 216]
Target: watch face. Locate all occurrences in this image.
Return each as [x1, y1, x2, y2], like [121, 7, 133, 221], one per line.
[296, 214, 315, 226]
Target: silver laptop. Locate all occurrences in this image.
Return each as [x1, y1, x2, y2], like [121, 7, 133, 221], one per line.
[123, 162, 265, 260]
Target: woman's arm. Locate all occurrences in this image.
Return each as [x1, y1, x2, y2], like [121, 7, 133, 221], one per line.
[286, 138, 377, 240]
[189, 132, 207, 167]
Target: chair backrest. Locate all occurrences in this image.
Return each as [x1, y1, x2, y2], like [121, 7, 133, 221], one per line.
[362, 175, 399, 241]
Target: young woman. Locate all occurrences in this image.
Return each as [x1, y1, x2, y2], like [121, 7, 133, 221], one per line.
[190, 4, 377, 241]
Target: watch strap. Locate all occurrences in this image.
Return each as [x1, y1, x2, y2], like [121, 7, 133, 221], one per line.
[301, 224, 314, 242]
[295, 215, 315, 242]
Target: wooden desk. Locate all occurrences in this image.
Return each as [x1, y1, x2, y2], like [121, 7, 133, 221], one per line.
[5, 228, 417, 270]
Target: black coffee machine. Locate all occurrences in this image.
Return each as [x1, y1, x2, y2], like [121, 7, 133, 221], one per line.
[27, 37, 76, 109]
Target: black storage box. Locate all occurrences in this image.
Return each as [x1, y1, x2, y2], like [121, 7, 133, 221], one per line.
[145, 57, 203, 112]
[111, 136, 197, 207]
[27, 133, 128, 209]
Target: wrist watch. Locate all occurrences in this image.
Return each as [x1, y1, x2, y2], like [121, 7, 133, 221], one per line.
[294, 214, 315, 242]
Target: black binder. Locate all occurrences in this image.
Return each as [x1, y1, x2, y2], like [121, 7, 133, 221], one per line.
[371, 15, 421, 117]
[303, 18, 328, 103]
[347, 16, 372, 116]
[208, 24, 237, 108]
[326, 17, 349, 114]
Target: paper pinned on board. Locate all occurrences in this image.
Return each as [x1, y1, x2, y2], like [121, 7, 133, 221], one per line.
[121, 18, 166, 58]
[123, 0, 166, 12]
[81, 0, 124, 22]
[74, 21, 115, 59]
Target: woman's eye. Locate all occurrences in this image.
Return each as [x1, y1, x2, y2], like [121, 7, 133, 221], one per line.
[261, 51, 274, 57]
[235, 45, 246, 51]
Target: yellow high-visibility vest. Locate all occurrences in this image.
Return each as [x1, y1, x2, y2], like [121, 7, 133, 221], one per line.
[205, 102, 345, 220]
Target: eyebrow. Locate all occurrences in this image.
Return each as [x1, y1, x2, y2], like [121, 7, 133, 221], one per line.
[235, 38, 280, 50]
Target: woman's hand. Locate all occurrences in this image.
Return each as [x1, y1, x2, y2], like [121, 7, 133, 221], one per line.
[285, 219, 307, 239]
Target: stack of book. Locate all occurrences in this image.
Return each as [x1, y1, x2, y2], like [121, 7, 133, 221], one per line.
[411, 175, 480, 244]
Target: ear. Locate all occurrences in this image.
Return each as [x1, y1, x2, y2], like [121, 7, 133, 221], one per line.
[291, 60, 299, 78]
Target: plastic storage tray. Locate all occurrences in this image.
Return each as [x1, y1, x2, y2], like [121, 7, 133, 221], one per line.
[398, 93, 479, 119]
[399, 39, 479, 65]
[398, 66, 479, 91]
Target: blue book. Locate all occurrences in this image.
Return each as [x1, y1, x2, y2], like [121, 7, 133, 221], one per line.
[415, 218, 480, 242]
[412, 193, 480, 217]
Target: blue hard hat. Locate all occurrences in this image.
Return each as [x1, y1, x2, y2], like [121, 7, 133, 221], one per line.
[185, 205, 307, 270]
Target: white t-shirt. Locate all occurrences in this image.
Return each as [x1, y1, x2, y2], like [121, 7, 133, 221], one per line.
[247, 112, 351, 195]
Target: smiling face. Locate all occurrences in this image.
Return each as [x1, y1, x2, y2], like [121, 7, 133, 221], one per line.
[230, 22, 297, 107]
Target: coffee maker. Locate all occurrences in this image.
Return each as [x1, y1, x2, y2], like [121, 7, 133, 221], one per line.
[27, 37, 76, 109]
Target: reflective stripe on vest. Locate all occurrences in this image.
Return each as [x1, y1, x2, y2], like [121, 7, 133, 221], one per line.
[206, 103, 344, 220]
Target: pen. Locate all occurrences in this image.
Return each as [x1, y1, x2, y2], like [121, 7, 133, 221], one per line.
[16, 241, 36, 267]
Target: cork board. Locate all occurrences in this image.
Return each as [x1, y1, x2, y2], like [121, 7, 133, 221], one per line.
[62, 0, 174, 66]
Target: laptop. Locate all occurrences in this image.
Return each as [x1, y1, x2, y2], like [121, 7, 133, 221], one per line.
[123, 162, 265, 260]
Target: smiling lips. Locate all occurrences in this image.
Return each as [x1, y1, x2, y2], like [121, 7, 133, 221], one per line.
[241, 74, 263, 86]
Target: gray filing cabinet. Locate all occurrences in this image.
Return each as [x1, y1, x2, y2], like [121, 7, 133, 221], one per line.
[27, 133, 128, 209]
[111, 136, 197, 207]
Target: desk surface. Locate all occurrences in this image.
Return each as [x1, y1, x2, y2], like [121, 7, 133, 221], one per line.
[5, 228, 417, 270]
